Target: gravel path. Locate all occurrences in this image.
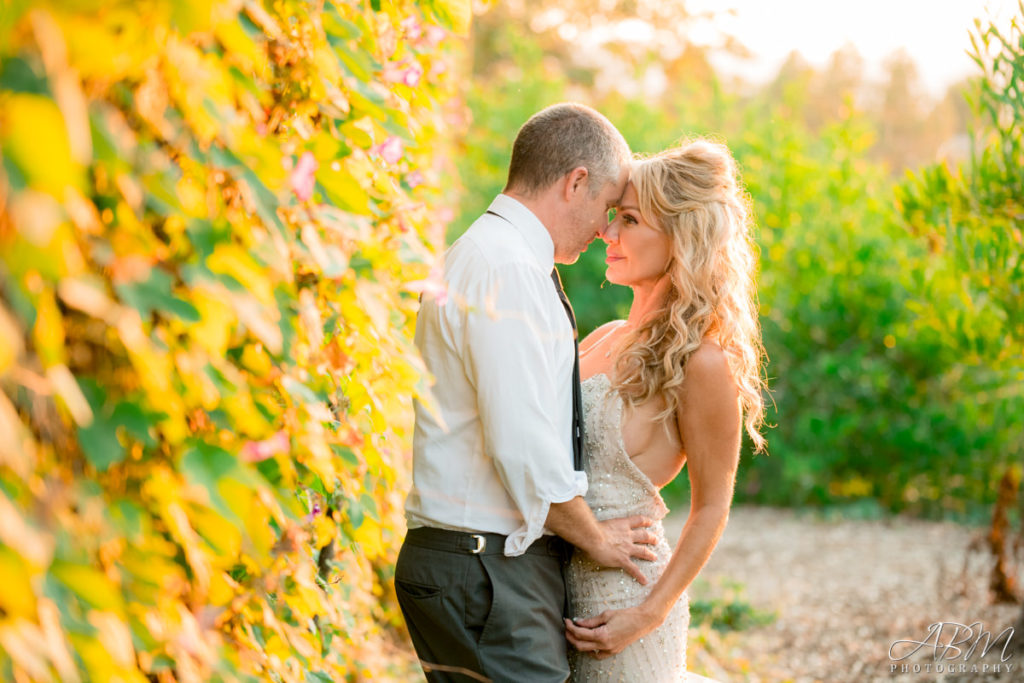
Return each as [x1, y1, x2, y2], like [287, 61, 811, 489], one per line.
[665, 507, 1022, 683]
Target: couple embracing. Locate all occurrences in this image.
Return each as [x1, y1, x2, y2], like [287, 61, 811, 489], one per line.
[396, 103, 766, 682]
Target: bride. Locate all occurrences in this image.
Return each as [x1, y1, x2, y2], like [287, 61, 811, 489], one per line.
[563, 139, 767, 681]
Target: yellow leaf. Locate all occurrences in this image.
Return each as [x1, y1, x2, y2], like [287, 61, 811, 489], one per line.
[0, 93, 83, 195]
[0, 304, 24, 376]
[214, 19, 270, 79]
[242, 495, 274, 564]
[189, 287, 235, 357]
[50, 562, 124, 612]
[32, 287, 66, 368]
[313, 515, 336, 550]
[222, 389, 273, 436]
[206, 245, 276, 307]
[0, 546, 36, 619]
[208, 570, 239, 608]
[189, 502, 243, 562]
[435, 0, 473, 35]
[240, 343, 273, 376]
[351, 517, 384, 560]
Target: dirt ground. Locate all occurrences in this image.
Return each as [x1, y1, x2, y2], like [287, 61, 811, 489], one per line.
[666, 507, 1022, 683]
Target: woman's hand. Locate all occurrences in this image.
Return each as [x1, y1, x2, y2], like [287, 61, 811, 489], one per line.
[563, 604, 664, 659]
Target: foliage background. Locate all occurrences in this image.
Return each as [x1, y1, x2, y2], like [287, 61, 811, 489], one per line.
[455, 0, 1024, 522]
[0, 0, 467, 680]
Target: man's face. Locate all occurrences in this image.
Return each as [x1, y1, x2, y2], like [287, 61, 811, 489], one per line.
[556, 166, 629, 264]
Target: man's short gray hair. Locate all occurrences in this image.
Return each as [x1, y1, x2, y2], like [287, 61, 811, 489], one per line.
[505, 103, 630, 197]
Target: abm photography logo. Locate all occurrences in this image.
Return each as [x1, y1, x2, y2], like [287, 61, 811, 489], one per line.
[889, 621, 1016, 676]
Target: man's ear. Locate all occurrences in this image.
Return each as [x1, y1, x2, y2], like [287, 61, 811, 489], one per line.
[563, 166, 589, 201]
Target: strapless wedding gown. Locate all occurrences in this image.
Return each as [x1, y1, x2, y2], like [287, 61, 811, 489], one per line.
[567, 374, 689, 682]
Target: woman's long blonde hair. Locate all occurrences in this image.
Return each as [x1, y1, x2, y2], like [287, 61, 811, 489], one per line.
[611, 139, 767, 452]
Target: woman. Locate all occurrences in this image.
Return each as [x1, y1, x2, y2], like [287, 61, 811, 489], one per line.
[563, 139, 767, 681]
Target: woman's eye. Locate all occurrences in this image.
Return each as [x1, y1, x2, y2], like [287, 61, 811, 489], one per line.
[623, 214, 637, 225]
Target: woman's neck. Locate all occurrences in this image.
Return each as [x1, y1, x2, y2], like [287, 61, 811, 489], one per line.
[627, 274, 672, 328]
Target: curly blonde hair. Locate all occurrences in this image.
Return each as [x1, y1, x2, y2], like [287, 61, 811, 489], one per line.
[611, 139, 767, 452]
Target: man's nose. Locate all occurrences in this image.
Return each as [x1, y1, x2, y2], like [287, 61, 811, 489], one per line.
[601, 219, 618, 243]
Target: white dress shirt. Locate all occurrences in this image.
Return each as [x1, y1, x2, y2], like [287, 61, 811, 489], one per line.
[406, 194, 588, 556]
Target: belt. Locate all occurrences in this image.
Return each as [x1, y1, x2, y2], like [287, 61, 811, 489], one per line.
[404, 527, 569, 558]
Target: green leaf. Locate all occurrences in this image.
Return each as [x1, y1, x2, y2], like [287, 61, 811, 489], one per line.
[114, 267, 200, 322]
[78, 417, 123, 471]
[181, 442, 238, 516]
[0, 56, 49, 95]
[322, 5, 361, 40]
[330, 444, 359, 467]
[112, 401, 158, 448]
[76, 378, 126, 471]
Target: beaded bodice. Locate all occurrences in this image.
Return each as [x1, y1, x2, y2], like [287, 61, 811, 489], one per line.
[579, 373, 669, 522]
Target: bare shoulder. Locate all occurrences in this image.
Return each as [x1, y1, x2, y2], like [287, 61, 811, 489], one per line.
[681, 342, 739, 402]
[580, 319, 626, 354]
[678, 341, 742, 446]
[684, 342, 733, 385]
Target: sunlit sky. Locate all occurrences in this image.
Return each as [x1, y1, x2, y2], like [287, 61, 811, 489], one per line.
[685, 0, 1019, 95]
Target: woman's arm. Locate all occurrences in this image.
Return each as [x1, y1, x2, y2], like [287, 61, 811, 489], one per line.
[565, 342, 742, 656]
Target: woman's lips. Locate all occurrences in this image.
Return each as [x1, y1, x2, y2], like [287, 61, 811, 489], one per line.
[605, 255, 624, 264]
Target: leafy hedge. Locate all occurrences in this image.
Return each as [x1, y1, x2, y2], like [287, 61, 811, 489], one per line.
[0, 0, 467, 679]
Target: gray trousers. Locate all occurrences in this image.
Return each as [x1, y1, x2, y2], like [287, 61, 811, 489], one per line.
[395, 528, 571, 683]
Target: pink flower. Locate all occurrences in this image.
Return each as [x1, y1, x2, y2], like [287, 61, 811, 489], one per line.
[304, 498, 323, 524]
[241, 431, 290, 462]
[407, 264, 448, 305]
[425, 25, 446, 47]
[406, 170, 425, 188]
[290, 152, 318, 202]
[383, 60, 423, 87]
[376, 136, 404, 165]
[401, 16, 422, 40]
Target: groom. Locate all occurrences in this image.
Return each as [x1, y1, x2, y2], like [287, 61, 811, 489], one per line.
[396, 103, 658, 682]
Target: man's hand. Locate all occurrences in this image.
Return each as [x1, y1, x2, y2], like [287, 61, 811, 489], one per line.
[546, 499, 657, 584]
[586, 515, 658, 585]
[564, 605, 662, 658]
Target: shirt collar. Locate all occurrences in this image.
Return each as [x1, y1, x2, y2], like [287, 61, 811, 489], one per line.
[486, 194, 555, 271]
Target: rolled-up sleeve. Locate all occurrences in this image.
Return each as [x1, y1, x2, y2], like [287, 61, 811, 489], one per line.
[460, 262, 587, 556]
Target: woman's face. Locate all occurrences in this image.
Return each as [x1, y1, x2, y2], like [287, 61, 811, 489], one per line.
[600, 182, 672, 287]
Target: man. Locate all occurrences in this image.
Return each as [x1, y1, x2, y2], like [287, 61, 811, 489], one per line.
[396, 103, 657, 682]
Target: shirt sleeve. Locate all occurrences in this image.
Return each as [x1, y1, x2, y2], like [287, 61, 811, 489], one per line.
[459, 261, 587, 556]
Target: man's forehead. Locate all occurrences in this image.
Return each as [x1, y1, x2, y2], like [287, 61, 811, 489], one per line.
[609, 179, 629, 206]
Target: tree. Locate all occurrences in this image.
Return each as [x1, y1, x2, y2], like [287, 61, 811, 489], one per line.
[898, 0, 1024, 634]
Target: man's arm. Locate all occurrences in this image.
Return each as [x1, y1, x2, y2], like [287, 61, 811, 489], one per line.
[546, 496, 657, 585]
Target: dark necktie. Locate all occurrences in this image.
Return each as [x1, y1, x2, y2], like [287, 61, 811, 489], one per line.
[551, 267, 585, 472]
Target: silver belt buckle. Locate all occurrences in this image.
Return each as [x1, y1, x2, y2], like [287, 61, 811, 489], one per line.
[470, 534, 486, 554]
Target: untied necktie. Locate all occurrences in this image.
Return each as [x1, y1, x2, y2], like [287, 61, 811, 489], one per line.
[550, 266, 585, 472]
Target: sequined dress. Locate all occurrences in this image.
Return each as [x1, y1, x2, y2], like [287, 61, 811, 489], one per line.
[567, 374, 689, 682]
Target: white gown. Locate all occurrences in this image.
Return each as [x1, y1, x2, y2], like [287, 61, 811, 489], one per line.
[567, 373, 690, 682]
